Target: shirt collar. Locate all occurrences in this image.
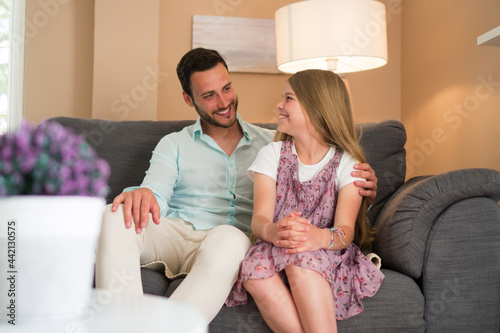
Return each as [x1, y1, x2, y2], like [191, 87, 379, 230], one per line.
[192, 114, 251, 142]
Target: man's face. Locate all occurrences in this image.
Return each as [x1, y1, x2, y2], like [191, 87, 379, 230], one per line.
[183, 63, 238, 129]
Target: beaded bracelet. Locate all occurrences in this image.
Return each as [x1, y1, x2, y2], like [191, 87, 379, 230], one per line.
[328, 227, 347, 249]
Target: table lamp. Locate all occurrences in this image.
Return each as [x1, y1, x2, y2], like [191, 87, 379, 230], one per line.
[275, 0, 388, 74]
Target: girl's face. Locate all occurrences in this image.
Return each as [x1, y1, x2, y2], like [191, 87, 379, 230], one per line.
[276, 83, 309, 137]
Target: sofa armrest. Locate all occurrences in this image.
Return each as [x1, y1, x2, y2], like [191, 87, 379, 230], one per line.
[373, 168, 500, 279]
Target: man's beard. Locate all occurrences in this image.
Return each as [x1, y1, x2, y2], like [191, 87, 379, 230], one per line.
[193, 96, 239, 129]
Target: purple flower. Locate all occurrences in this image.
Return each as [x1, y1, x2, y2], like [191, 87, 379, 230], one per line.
[0, 120, 110, 197]
[1, 144, 12, 160]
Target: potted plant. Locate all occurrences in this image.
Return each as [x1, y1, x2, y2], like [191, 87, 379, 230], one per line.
[0, 120, 110, 329]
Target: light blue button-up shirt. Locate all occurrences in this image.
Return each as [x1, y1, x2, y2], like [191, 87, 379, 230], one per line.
[124, 115, 274, 235]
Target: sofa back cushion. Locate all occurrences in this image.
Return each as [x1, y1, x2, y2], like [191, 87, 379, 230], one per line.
[48, 117, 406, 223]
[356, 120, 407, 222]
[49, 117, 195, 203]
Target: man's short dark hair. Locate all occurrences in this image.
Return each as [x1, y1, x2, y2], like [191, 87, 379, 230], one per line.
[176, 48, 229, 98]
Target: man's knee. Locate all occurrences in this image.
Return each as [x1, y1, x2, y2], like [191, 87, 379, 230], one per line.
[102, 203, 123, 220]
[197, 225, 251, 275]
[99, 204, 138, 244]
[206, 225, 251, 254]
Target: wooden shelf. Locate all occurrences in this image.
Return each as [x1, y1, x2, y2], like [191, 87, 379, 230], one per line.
[478, 26, 500, 46]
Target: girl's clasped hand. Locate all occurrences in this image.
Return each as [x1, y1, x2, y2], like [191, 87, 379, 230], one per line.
[275, 211, 325, 254]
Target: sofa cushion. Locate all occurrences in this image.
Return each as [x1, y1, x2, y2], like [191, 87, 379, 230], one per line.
[48, 117, 196, 203]
[373, 168, 500, 279]
[141, 268, 425, 333]
[49, 117, 407, 219]
[355, 120, 407, 223]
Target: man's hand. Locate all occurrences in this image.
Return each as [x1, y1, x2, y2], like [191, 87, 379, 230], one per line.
[352, 163, 378, 205]
[111, 188, 161, 234]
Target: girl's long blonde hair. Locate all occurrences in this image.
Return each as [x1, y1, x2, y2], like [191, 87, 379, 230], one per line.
[274, 70, 376, 250]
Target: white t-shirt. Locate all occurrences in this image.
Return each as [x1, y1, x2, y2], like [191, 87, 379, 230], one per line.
[247, 141, 364, 189]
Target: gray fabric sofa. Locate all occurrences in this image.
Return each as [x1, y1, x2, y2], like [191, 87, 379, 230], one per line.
[50, 117, 500, 332]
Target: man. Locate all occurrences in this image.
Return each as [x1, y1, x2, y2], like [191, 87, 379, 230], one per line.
[95, 48, 378, 325]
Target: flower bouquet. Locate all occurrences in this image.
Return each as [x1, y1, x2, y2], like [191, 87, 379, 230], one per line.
[0, 120, 110, 328]
[0, 120, 110, 197]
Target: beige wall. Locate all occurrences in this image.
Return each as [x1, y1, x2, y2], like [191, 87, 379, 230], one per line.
[157, 0, 294, 124]
[24, 0, 94, 122]
[23, 0, 499, 177]
[157, 0, 401, 124]
[346, 0, 402, 123]
[24, 0, 400, 125]
[92, 0, 159, 120]
[401, 0, 500, 178]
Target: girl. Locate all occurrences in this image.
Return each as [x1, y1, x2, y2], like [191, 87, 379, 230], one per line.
[225, 70, 384, 333]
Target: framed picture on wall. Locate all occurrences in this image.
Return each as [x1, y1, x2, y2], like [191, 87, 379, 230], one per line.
[192, 15, 281, 74]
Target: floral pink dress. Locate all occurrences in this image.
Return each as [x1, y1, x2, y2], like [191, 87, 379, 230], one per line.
[225, 141, 384, 320]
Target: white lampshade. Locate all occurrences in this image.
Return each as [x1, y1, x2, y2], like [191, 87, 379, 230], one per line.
[275, 0, 388, 74]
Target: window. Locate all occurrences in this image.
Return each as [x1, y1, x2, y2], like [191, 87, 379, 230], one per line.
[0, 0, 25, 135]
[0, 0, 9, 134]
